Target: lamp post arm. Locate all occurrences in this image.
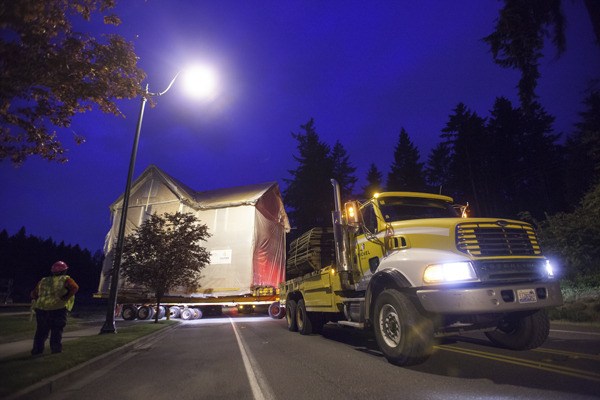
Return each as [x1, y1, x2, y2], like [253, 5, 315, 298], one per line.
[149, 71, 181, 97]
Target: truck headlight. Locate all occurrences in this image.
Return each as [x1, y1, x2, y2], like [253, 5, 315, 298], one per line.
[545, 259, 555, 278]
[423, 262, 478, 284]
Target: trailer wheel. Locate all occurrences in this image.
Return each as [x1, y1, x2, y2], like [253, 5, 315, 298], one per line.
[169, 306, 181, 319]
[373, 289, 433, 366]
[121, 305, 138, 321]
[180, 308, 194, 320]
[156, 306, 166, 319]
[192, 308, 203, 319]
[268, 301, 285, 319]
[286, 299, 298, 332]
[137, 305, 155, 320]
[296, 299, 313, 335]
[485, 309, 550, 350]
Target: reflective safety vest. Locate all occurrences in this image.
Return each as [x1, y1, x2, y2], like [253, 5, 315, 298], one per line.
[34, 275, 75, 311]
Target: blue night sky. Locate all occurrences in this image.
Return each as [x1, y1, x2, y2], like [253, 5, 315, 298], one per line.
[1, 1, 599, 252]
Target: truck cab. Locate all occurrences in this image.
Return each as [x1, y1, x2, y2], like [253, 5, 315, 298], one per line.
[281, 180, 563, 366]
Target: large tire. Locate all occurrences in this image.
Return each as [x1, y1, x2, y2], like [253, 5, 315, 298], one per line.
[157, 306, 166, 319]
[286, 299, 298, 332]
[169, 306, 181, 319]
[373, 289, 433, 366]
[121, 304, 138, 321]
[180, 308, 195, 320]
[268, 301, 286, 319]
[485, 309, 550, 350]
[296, 299, 313, 335]
[137, 305, 155, 320]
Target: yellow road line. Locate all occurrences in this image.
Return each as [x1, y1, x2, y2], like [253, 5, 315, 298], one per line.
[533, 347, 600, 361]
[434, 345, 600, 382]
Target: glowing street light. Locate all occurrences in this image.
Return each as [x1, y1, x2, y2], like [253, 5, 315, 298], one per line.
[100, 66, 217, 334]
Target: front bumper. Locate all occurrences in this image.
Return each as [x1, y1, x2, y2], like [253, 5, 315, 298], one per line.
[416, 280, 563, 314]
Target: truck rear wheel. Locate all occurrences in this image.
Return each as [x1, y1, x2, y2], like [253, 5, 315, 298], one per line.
[296, 299, 312, 335]
[485, 309, 550, 350]
[373, 289, 433, 366]
[286, 299, 298, 332]
[169, 306, 181, 319]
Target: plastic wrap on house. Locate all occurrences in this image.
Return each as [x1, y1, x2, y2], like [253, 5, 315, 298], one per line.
[97, 165, 289, 299]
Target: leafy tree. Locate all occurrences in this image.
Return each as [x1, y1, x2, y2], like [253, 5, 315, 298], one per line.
[120, 212, 211, 323]
[386, 128, 427, 192]
[538, 182, 600, 284]
[484, 0, 566, 110]
[331, 140, 357, 200]
[363, 163, 383, 199]
[283, 119, 334, 234]
[0, 0, 145, 164]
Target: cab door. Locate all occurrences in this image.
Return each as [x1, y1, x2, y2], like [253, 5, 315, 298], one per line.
[355, 201, 385, 290]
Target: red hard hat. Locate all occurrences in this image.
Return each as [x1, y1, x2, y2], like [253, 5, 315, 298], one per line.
[51, 261, 68, 273]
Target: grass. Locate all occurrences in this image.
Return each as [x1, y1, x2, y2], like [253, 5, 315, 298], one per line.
[0, 315, 176, 398]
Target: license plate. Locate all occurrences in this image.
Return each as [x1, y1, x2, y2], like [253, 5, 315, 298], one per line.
[517, 289, 537, 303]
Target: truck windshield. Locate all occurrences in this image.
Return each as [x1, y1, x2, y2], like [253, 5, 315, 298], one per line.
[378, 197, 459, 221]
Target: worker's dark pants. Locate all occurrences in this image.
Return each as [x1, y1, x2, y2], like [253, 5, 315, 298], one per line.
[31, 308, 67, 355]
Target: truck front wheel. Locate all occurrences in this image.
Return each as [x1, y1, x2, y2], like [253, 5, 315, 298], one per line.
[286, 299, 298, 332]
[485, 309, 550, 350]
[373, 289, 433, 366]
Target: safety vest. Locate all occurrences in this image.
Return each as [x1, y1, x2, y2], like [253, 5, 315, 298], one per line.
[34, 275, 75, 311]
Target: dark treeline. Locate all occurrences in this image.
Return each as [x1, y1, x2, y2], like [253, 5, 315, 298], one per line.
[283, 92, 600, 283]
[0, 227, 103, 303]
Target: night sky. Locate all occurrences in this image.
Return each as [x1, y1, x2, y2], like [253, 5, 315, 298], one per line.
[1, 1, 599, 252]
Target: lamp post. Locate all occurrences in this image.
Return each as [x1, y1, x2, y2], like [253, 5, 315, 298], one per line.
[99, 68, 213, 334]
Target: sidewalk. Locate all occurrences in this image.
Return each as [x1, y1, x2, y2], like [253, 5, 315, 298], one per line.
[0, 325, 104, 360]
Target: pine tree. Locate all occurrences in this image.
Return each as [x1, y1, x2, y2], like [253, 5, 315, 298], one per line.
[331, 140, 357, 200]
[386, 128, 426, 192]
[425, 142, 452, 195]
[283, 119, 333, 233]
[363, 163, 383, 199]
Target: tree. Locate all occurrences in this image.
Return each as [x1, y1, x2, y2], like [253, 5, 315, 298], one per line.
[363, 163, 383, 199]
[564, 89, 600, 205]
[538, 182, 600, 284]
[283, 118, 334, 234]
[386, 128, 427, 192]
[484, 0, 566, 110]
[425, 142, 452, 195]
[120, 212, 211, 323]
[331, 140, 357, 200]
[440, 104, 490, 214]
[0, 0, 146, 164]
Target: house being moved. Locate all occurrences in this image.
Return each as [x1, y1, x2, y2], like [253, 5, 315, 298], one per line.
[97, 165, 290, 302]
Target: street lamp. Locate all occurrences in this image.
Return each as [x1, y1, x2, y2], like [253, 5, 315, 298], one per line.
[100, 66, 217, 334]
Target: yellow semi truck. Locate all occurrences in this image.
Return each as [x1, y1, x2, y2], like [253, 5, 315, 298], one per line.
[280, 179, 563, 366]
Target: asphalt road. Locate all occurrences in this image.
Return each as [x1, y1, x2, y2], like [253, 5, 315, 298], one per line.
[46, 315, 600, 400]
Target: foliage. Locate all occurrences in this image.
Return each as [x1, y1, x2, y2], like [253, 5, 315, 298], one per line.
[484, 0, 565, 110]
[363, 163, 383, 199]
[386, 128, 427, 192]
[564, 89, 600, 205]
[0, 0, 146, 164]
[0, 228, 103, 302]
[537, 182, 600, 282]
[283, 118, 357, 235]
[120, 212, 210, 322]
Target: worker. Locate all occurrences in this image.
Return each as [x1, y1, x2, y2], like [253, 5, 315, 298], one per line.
[30, 260, 79, 356]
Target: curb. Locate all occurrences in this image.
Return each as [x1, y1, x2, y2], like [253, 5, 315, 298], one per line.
[5, 323, 179, 400]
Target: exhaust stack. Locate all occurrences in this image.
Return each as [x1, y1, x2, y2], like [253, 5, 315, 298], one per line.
[331, 179, 354, 289]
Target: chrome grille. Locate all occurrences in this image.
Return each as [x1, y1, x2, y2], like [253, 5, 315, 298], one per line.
[473, 260, 547, 282]
[456, 221, 542, 257]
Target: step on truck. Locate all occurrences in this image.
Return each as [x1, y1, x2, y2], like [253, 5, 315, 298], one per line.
[281, 179, 563, 366]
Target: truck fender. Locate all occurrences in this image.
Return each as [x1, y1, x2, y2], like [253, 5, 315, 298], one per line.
[364, 269, 412, 324]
